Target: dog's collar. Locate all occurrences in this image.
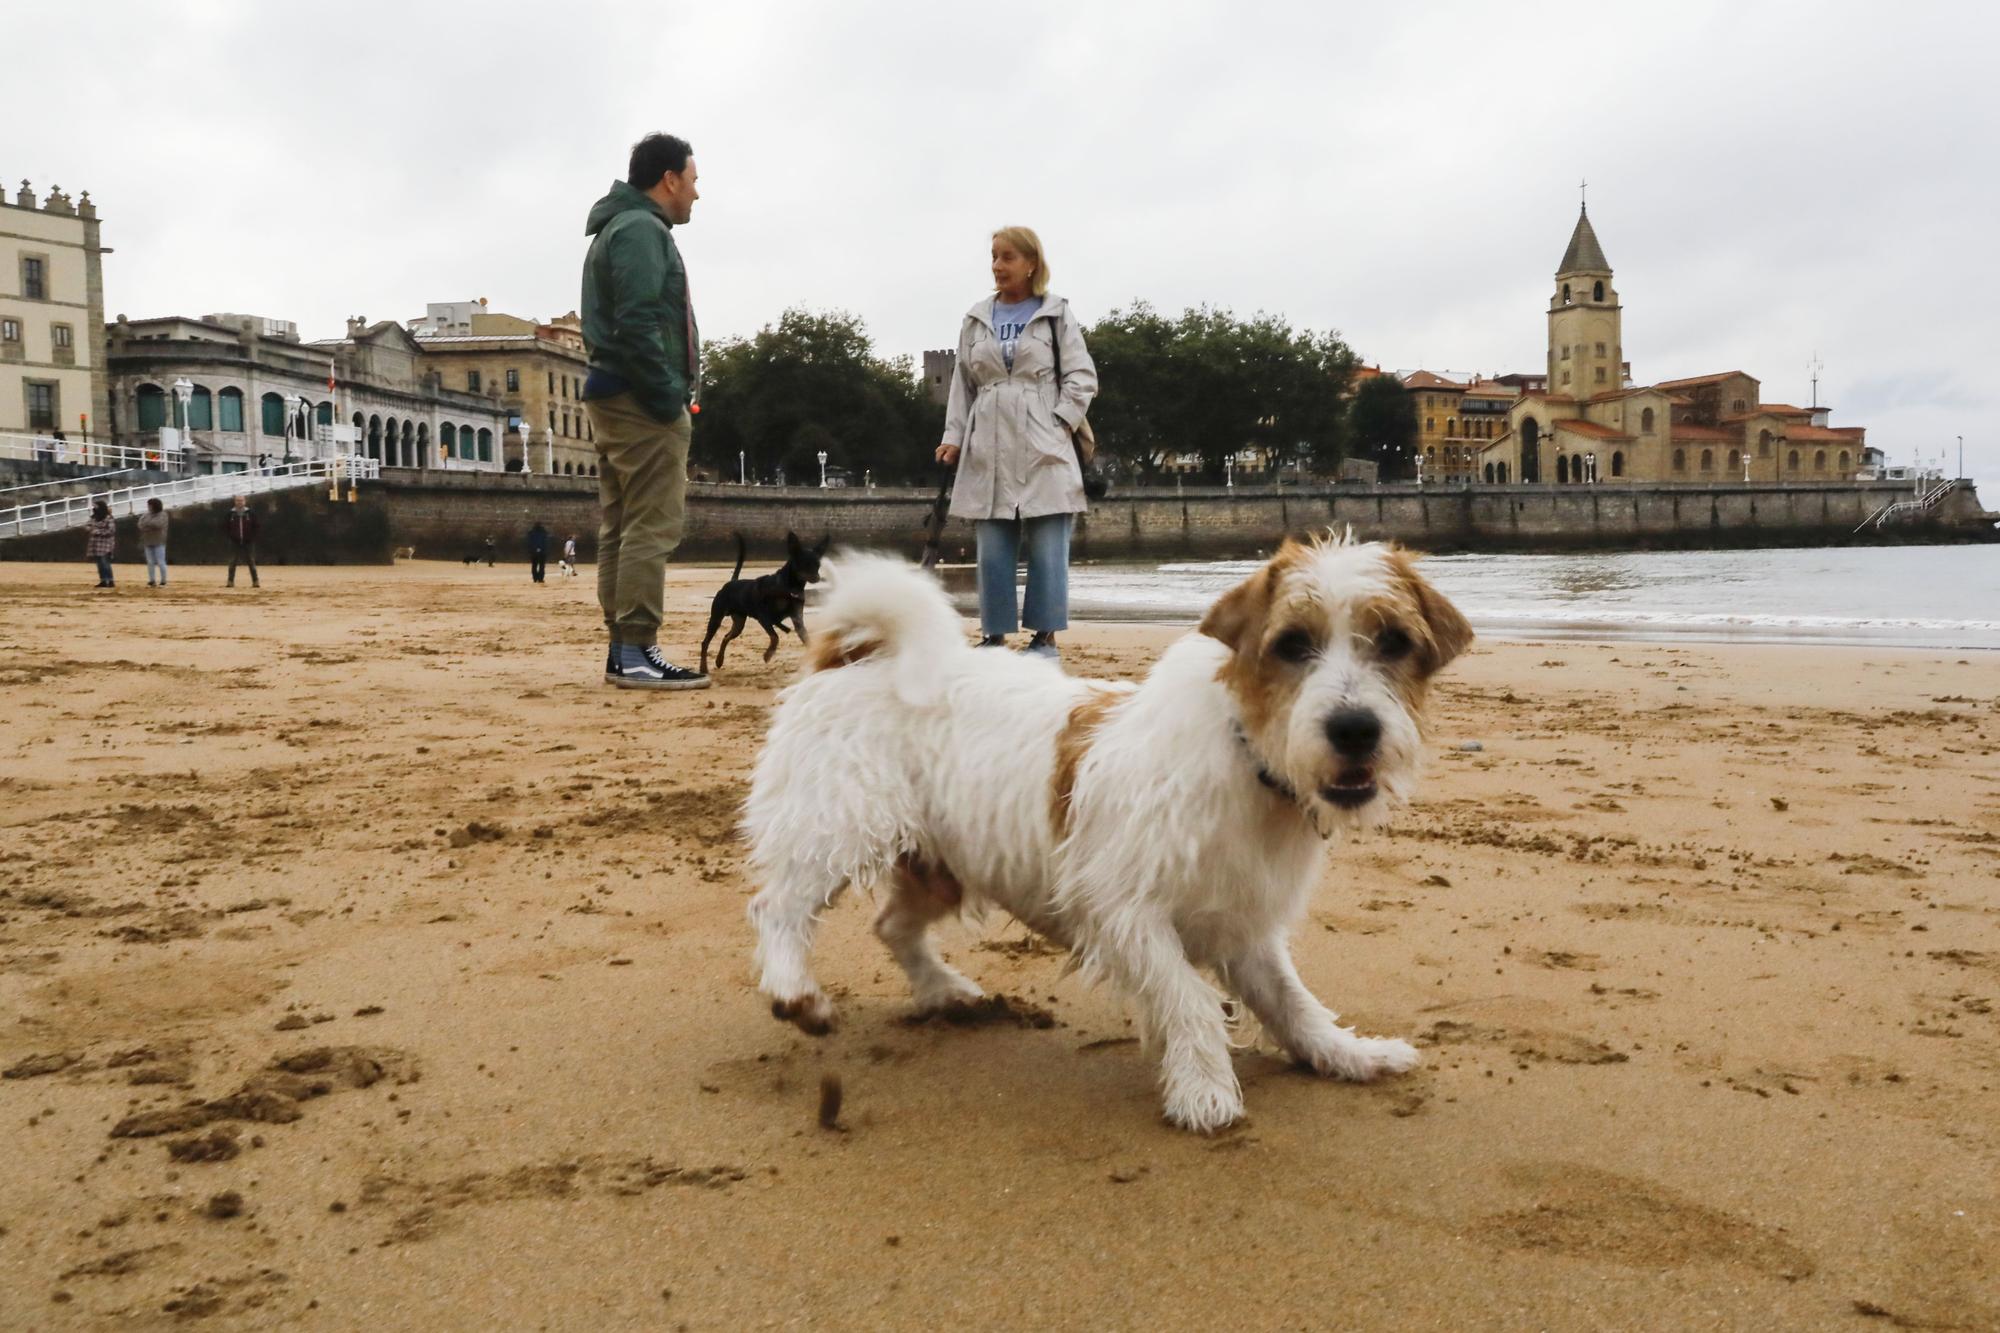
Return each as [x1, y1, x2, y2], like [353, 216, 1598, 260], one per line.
[1232, 723, 1301, 805]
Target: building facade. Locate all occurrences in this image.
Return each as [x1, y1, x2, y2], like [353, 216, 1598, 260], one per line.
[409, 300, 597, 476]
[1, 180, 109, 439]
[1401, 371, 1522, 482]
[108, 313, 506, 473]
[1481, 207, 1868, 485]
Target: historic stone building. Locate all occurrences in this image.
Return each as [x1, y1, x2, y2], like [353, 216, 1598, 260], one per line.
[409, 300, 597, 476]
[1, 180, 109, 440]
[1480, 207, 1868, 485]
[108, 313, 506, 473]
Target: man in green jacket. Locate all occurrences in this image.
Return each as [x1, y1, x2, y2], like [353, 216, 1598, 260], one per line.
[580, 132, 709, 689]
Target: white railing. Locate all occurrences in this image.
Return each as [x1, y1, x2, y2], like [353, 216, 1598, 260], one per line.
[0, 456, 381, 540]
[0, 432, 188, 471]
[1855, 478, 1963, 533]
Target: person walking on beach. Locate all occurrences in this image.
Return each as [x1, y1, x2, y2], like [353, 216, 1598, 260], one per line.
[935, 226, 1098, 661]
[483, 535, 497, 568]
[138, 497, 169, 588]
[579, 132, 709, 690]
[527, 522, 550, 583]
[560, 534, 578, 578]
[224, 494, 260, 589]
[85, 500, 117, 588]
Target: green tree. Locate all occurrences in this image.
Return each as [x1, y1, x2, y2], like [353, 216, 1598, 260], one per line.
[1084, 302, 1359, 482]
[1346, 373, 1419, 480]
[693, 309, 943, 485]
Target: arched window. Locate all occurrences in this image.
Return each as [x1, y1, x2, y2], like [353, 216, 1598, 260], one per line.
[1838, 450, 1850, 471]
[1424, 418, 1434, 432]
[1758, 428, 1772, 457]
[261, 392, 286, 437]
[316, 401, 333, 425]
[1520, 418, 1541, 483]
[383, 417, 399, 461]
[589, 464, 598, 478]
[187, 386, 213, 429]
[417, 423, 430, 458]
[367, 414, 382, 461]
[1640, 407, 1654, 433]
[477, 428, 493, 462]
[218, 388, 245, 433]
[1672, 448, 1686, 472]
[1787, 449, 1800, 470]
[136, 384, 168, 431]
[1446, 418, 1456, 437]
[1557, 455, 1570, 484]
[1728, 450, 1740, 474]
[1484, 463, 1495, 483]
[1425, 446, 1436, 461]
[1700, 449, 1714, 472]
[563, 461, 574, 476]
[1498, 461, 1509, 483]
[1592, 280, 1604, 302]
[1814, 449, 1826, 471]
[441, 423, 457, 458]
[1611, 451, 1624, 477]
[1562, 283, 1572, 304]
[401, 420, 415, 466]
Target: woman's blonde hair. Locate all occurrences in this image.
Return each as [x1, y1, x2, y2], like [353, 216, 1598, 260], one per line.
[991, 226, 1050, 297]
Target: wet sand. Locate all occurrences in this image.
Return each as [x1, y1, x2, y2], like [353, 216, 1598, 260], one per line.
[1, 559, 1997, 1330]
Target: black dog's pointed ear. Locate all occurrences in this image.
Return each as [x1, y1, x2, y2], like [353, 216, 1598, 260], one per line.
[786, 530, 803, 553]
[815, 532, 831, 555]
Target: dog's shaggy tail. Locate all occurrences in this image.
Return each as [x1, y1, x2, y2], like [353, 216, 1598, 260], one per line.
[803, 552, 964, 704]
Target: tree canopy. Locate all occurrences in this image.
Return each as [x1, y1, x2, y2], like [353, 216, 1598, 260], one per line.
[1346, 373, 1420, 480]
[692, 309, 941, 486]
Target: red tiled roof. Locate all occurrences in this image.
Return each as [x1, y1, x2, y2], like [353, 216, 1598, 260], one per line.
[1670, 423, 1739, 442]
[1786, 424, 1861, 443]
[1652, 370, 1754, 389]
[1402, 371, 1466, 390]
[1552, 419, 1633, 441]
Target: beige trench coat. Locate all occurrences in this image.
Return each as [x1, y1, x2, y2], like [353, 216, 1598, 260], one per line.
[941, 294, 1098, 521]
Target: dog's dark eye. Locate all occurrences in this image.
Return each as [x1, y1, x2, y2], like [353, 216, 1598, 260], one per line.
[1271, 629, 1316, 664]
[1375, 627, 1414, 661]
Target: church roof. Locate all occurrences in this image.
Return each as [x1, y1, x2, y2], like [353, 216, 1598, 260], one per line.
[1558, 206, 1611, 274]
[1551, 418, 1632, 441]
[1652, 370, 1753, 390]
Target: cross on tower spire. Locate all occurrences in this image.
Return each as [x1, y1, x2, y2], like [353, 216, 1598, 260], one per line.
[1580, 177, 1588, 212]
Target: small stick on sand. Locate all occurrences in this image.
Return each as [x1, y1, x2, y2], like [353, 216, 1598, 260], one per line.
[818, 1073, 844, 1131]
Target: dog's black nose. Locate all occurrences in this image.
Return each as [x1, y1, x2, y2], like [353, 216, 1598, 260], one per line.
[1324, 709, 1381, 758]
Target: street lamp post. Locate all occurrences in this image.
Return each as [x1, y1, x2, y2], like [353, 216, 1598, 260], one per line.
[1742, 447, 1751, 484]
[817, 450, 828, 488]
[170, 377, 194, 468]
[1959, 435, 1965, 481]
[1225, 455, 1234, 488]
[739, 450, 746, 485]
[283, 393, 305, 465]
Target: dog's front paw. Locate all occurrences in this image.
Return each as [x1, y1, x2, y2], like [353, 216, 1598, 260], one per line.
[1309, 1033, 1421, 1082]
[770, 991, 838, 1036]
[911, 969, 985, 1014]
[1162, 1071, 1244, 1134]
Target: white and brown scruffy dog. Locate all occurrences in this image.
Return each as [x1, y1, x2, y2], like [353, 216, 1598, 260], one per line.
[744, 533, 1472, 1132]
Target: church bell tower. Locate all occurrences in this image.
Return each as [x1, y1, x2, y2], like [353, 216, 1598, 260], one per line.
[1547, 203, 1622, 397]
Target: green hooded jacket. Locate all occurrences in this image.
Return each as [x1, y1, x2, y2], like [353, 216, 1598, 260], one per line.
[581, 181, 699, 423]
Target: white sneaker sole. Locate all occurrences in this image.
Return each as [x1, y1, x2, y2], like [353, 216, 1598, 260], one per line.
[609, 672, 711, 691]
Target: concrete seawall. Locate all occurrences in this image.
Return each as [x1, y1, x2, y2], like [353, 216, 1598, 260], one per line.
[5, 468, 1991, 566]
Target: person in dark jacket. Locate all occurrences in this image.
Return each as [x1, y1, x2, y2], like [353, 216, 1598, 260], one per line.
[85, 500, 116, 588]
[224, 494, 260, 588]
[527, 522, 550, 583]
[579, 132, 709, 691]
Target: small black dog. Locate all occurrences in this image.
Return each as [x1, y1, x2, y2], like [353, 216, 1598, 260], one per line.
[701, 530, 830, 674]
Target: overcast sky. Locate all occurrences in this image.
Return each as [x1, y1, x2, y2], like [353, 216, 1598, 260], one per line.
[11, 1, 1995, 491]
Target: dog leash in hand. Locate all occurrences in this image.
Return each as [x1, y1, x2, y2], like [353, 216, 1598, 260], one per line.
[918, 469, 953, 570]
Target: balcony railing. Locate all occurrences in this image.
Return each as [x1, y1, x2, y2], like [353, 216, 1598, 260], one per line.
[0, 432, 188, 471]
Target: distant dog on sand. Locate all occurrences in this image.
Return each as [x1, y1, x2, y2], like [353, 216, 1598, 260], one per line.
[744, 533, 1472, 1132]
[700, 531, 829, 674]
[394, 546, 417, 561]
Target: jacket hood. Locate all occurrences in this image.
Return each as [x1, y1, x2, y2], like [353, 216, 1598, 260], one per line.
[963, 292, 1067, 328]
[585, 180, 668, 236]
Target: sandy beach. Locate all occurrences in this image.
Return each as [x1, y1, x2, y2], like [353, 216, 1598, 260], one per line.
[1, 557, 1997, 1331]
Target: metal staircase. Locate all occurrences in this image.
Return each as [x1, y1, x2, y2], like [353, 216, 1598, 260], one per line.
[0, 456, 379, 540]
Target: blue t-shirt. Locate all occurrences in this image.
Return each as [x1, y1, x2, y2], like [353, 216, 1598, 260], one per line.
[992, 295, 1044, 370]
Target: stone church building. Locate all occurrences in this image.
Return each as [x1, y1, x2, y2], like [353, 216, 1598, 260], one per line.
[1480, 207, 1867, 485]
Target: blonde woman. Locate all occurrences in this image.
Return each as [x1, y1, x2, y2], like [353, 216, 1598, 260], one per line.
[935, 226, 1097, 660]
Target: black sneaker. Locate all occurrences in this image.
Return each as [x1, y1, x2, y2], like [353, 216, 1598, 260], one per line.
[604, 645, 618, 683]
[976, 634, 1008, 649]
[611, 643, 710, 691]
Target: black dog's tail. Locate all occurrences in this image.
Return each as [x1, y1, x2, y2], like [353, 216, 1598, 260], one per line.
[730, 532, 747, 582]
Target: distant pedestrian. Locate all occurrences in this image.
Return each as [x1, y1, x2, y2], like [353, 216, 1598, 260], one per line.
[138, 497, 169, 588]
[560, 534, 578, 578]
[527, 522, 550, 583]
[84, 500, 116, 588]
[580, 131, 708, 689]
[224, 494, 260, 588]
[483, 535, 498, 568]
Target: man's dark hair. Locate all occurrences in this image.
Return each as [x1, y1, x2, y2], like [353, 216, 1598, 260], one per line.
[628, 134, 693, 190]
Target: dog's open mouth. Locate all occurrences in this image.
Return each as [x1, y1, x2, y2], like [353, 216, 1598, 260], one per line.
[1320, 766, 1378, 809]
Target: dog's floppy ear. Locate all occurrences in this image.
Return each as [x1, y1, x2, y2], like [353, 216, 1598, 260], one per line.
[1199, 539, 1303, 653]
[1388, 547, 1473, 673]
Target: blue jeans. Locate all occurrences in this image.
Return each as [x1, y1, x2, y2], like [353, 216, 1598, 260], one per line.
[975, 514, 1072, 636]
[92, 556, 113, 585]
[144, 545, 167, 584]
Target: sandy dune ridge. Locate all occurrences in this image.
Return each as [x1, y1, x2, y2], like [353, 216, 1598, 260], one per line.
[0, 560, 1996, 1330]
